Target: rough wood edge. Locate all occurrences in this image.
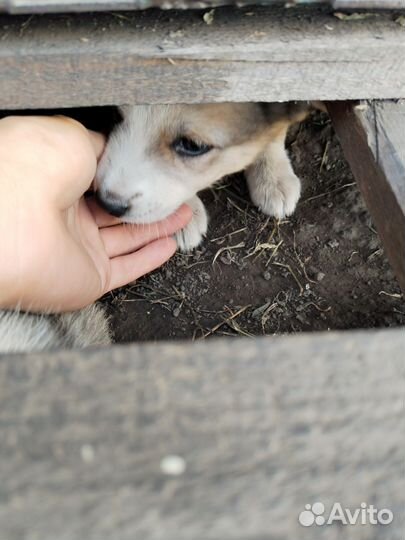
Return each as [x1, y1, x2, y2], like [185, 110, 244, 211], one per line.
[1, 7, 405, 107]
[0, 328, 404, 539]
[328, 100, 405, 294]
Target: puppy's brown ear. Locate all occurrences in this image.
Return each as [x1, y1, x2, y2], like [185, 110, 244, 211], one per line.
[310, 100, 327, 113]
[258, 101, 312, 125]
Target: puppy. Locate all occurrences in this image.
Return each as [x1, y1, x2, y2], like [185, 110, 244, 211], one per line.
[0, 102, 308, 353]
[96, 102, 309, 251]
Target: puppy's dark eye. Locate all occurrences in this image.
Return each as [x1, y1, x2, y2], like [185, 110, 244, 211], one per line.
[172, 137, 213, 158]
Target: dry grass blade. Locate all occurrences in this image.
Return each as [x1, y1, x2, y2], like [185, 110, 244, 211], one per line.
[301, 182, 356, 204]
[260, 302, 278, 332]
[379, 291, 403, 299]
[293, 231, 316, 284]
[307, 302, 331, 313]
[367, 249, 383, 262]
[319, 140, 330, 172]
[227, 318, 255, 338]
[210, 227, 247, 243]
[212, 242, 245, 265]
[245, 242, 279, 260]
[272, 262, 304, 295]
[200, 305, 250, 339]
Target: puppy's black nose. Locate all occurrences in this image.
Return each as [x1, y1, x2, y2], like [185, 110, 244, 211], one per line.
[96, 193, 130, 218]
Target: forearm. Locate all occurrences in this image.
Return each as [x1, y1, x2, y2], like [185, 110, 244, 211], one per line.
[0, 206, 33, 311]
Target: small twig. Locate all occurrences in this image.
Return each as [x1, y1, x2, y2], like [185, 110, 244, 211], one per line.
[265, 240, 283, 266]
[272, 262, 304, 295]
[307, 302, 331, 313]
[226, 197, 248, 215]
[379, 291, 403, 299]
[348, 251, 359, 262]
[200, 305, 250, 339]
[109, 12, 132, 21]
[20, 14, 34, 35]
[301, 182, 356, 204]
[212, 242, 245, 265]
[210, 227, 247, 243]
[244, 241, 279, 260]
[260, 302, 278, 332]
[319, 140, 330, 172]
[227, 318, 255, 338]
[183, 260, 209, 269]
[293, 231, 316, 284]
[367, 249, 383, 262]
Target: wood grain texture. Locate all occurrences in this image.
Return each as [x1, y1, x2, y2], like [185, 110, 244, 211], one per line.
[0, 329, 404, 539]
[328, 100, 405, 294]
[1, 6, 405, 108]
[334, 0, 405, 7]
[0, 0, 326, 14]
[1, 0, 402, 13]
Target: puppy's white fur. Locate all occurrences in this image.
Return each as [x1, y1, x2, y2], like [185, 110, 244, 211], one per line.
[1, 102, 309, 353]
[97, 103, 308, 251]
[246, 127, 301, 219]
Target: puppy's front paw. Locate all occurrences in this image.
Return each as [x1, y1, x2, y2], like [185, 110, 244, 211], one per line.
[175, 196, 208, 252]
[246, 161, 301, 219]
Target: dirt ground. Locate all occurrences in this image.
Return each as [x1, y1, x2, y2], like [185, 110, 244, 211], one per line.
[102, 112, 405, 342]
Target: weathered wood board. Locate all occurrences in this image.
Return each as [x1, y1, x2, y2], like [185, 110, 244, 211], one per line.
[328, 100, 405, 295]
[334, 0, 405, 7]
[0, 0, 403, 13]
[0, 0, 309, 13]
[1, 7, 405, 108]
[0, 329, 404, 539]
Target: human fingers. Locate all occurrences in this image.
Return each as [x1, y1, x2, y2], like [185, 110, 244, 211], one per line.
[107, 237, 177, 291]
[100, 204, 192, 258]
[86, 196, 122, 227]
[54, 117, 106, 160]
[88, 129, 106, 160]
[48, 117, 106, 203]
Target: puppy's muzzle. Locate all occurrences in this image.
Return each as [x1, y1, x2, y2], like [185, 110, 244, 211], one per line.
[96, 192, 130, 218]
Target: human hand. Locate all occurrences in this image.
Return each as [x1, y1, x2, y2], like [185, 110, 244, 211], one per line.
[0, 116, 192, 312]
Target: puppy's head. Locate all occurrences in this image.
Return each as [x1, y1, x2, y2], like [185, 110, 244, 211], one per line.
[95, 103, 291, 222]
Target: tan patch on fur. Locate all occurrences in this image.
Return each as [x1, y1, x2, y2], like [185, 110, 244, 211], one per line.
[151, 106, 297, 187]
[156, 131, 178, 166]
[185, 103, 268, 148]
[150, 103, 301, 166]
[265, 119, 292, 142]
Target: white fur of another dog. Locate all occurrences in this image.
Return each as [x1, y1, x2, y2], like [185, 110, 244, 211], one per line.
[0, 305, 111, 353]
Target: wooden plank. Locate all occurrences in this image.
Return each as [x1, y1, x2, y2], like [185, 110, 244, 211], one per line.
[0, 329, 404, 539]
[328, 100, 405, 294]
[0, 0, 325, 14]
[334, 0, 405, 8]
[1, 0, 403, 13]
[1, 7, 405, 108]
[0, 0, 264, 13]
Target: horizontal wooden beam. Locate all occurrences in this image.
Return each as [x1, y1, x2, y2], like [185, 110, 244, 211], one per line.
[328, 100, 405, 295]
[0, 0, 320, 14]
[334, 0, 405, 7]
[0, 0, 402, 14]
[0, 7, 404, 108]
[0, 329, 404, 539]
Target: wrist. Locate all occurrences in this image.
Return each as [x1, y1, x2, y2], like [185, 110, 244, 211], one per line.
[0, 245, 24, 311]
[0, 204, 35, 311]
